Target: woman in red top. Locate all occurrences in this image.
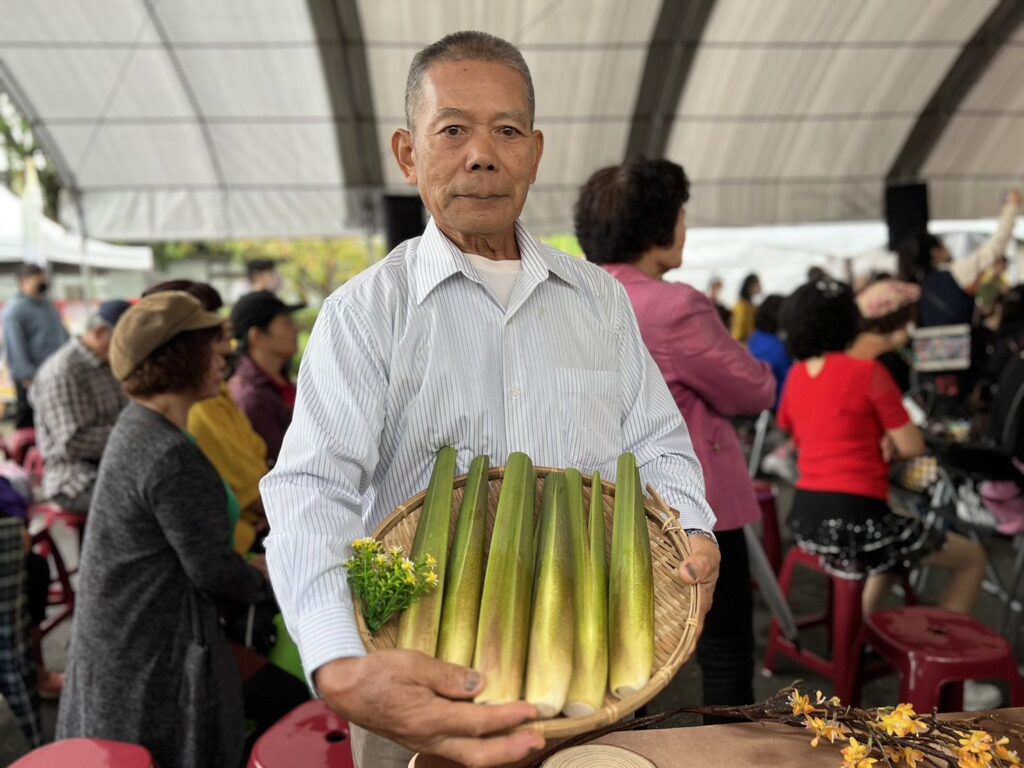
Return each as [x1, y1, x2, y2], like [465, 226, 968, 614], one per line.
[778, 279, 985, 615]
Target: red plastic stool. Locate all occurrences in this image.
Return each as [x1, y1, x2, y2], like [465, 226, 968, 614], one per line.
[763, 546, 914, 703]
[11, 738, 155, 767]
[763, 547, 866, 702]
[858, 606, 1024, 713]
[29, 503, 85, 638]
[248, 700, 354, 768]
[753, 480, 782, 573]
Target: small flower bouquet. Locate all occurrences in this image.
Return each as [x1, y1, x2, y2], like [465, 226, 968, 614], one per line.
[345, 537, 438, 634]
[701, 686, 1023, 768]
[525, 685, 1024, 768]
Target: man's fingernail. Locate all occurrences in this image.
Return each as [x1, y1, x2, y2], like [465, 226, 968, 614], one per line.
[685, 563, 699, 581]
[464, 671, 481, 691]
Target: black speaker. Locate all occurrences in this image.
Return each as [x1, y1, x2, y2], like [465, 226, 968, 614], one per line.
[383, 195, 426, 251]
[885, 183, 929, 251]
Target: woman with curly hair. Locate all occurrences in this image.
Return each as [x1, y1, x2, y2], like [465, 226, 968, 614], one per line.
[778, 280, 985, 617]
[575, 158, 775, 717]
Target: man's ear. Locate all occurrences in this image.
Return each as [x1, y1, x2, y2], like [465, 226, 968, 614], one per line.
[528, 129, 544, 185]
[391, 129, 418, 186]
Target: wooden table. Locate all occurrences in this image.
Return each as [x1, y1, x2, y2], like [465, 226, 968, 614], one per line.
[411, 709, 1024, 767]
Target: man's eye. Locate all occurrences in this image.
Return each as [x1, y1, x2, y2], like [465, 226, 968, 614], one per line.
[498, 127, 517, 137]
[443, 126, 463, 136]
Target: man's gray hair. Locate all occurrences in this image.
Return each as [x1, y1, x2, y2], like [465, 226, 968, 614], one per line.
[85, 313, 112, 333]
[405, 31, 535, 130]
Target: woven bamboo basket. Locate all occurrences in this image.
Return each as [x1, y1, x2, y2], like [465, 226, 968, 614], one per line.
[355, 465, 701, 740]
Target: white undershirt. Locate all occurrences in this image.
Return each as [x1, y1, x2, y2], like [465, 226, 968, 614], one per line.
[464, 252, 522, 309]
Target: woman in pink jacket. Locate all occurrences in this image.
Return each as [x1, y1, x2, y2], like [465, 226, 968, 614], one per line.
[575, 159, 776, 717]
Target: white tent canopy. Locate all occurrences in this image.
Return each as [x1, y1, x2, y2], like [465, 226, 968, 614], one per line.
[0, 184, 152, 270]
[1, 0, 1022, 240]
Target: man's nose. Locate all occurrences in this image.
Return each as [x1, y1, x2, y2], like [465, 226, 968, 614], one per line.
[465, 131, 498, 171]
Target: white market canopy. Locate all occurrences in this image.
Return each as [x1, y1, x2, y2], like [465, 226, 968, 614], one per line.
[0, 184, 152, 270]
[1, 0, 1022, 240]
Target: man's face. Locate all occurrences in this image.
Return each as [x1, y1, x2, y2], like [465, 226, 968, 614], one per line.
[20, 272, 47, 298]
[253, 269, 282, 292]
[392, 59, 544, 241]
[93, 326, 112, 361]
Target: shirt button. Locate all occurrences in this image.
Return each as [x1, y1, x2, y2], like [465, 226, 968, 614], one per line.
[510, 386, 521, 398]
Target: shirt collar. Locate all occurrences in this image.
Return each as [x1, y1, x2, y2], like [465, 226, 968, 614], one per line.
[412, 217, 579, 305]
[71, 337, 106, 369]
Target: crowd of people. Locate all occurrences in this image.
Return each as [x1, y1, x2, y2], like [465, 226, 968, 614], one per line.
[0, 266, 308, 762]
[0, 27, 1021, 768]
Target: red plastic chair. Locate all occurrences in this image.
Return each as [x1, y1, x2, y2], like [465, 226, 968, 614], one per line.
[763, 546, 914, 704]
[248, 700, 354, 768]
[28, 502, 86, 638]
[857, 606, 1024, 712]
[11, 738, 155, 767]
[753, 480, 782, 573]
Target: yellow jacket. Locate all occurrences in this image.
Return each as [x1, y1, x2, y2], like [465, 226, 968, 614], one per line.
[731, 299, 756, 343]
[188, 384, 268, 511]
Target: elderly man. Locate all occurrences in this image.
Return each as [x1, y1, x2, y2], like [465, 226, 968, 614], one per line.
[30, 300, 130, 512]
[261, 31, 721, 768]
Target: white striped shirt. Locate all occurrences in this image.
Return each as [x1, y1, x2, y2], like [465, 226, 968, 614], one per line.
[260, 217, 715, 682]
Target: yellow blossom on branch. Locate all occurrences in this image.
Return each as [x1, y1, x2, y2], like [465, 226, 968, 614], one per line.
[959, 731, 994, 754]
[996, 737, 1022, 766]
[789, 691, 816, 716]
[841, 738, 878, 768]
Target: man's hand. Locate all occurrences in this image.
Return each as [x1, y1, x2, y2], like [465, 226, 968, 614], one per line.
[1009, 189, 1022, 208]
[677, 534, 721, 636]
[880, 435, 897, 464]
[317, 651, 544, 767]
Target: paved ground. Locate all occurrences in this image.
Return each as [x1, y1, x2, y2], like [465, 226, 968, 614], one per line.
[2, 483, 1022, 762]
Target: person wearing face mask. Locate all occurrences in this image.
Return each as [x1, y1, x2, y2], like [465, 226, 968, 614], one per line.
[731, 272, 762, 343]
[898, 190, 1021, 328]
[2, 264, 69, 428]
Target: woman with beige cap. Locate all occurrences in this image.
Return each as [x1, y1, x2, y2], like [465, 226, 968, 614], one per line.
[56, 292, 267, 768]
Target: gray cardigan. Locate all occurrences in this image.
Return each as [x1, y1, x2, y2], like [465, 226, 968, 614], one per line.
[57, 402, 264, 768]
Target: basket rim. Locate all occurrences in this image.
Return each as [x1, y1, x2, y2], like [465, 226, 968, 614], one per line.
[356, 465, 701, 739]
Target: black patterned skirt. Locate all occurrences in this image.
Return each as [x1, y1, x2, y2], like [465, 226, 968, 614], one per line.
[789, 489, 946, 579]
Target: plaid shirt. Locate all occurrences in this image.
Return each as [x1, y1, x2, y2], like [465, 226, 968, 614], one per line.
[29, 338, 126, 500]
[0, 517, 41, 747]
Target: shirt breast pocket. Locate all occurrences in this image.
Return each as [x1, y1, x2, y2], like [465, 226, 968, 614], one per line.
[556, 367, 622, 472]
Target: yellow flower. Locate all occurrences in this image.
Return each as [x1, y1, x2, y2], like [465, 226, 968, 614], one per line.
[956, 748, 993, 768]
[424, 554, 437, 568]
[400, 558, 415, 574]
[789, 691, 816, 716]
[424, 571, 439, 587]
[389, 545, 404, 558]
[842, 737, 878, 768]
[374, 554, 388, 566]
[996, 737, 1021, 766]
[352, 537, 377, 552]
[803, 715, 846, 748]
[405, 574, 417, 586]
[815, 690, 842, 707]
[899, 746, 925, 768]
[959, 731, 994, 754]
[877, 706, 928, 738]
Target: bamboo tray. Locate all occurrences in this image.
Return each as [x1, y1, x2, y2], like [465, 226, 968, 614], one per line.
[355, 466, 701, 740]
